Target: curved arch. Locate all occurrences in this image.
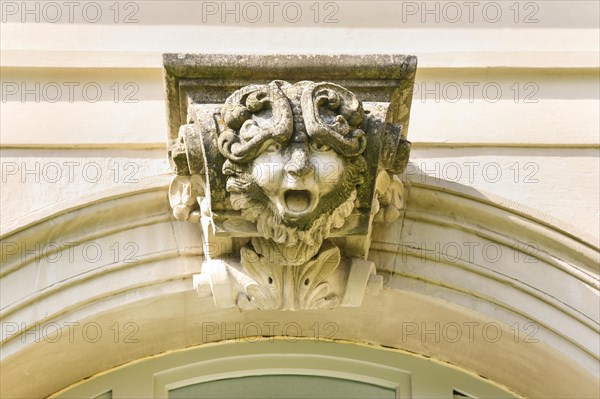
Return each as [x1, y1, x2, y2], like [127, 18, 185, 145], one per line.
[49, 339, 516, 399]
[1, 176, 598, 398]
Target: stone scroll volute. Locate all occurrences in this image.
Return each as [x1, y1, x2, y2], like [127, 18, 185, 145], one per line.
[164, 54, 417, 310]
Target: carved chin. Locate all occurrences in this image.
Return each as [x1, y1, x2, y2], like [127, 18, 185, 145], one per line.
[278, 189, 318, 219]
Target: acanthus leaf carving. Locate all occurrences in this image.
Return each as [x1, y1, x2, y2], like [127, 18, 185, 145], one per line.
[237, 240, 342, 311]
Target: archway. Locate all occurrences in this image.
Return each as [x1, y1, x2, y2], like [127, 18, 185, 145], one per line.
[1, 173, 598, 398]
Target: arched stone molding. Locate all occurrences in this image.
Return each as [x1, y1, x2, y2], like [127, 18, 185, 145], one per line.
[1, 175, 598, 398]
[50, 340, 514, 399]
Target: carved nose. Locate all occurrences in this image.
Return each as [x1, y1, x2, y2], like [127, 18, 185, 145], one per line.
[284, 147, 313, 178]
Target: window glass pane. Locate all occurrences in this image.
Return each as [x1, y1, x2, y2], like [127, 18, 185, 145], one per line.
[169, 374, 395, 399]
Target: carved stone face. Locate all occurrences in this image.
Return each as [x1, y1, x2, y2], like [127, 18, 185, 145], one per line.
[219, 80, 367, 244]
[250, 137, 345, 225]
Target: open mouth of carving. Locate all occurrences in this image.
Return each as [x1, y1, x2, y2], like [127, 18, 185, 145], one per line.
[284, 190, 312, 213]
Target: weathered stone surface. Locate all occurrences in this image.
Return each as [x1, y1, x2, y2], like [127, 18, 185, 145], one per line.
[165, 54, 417, 310]
[163, 54, 416, 139]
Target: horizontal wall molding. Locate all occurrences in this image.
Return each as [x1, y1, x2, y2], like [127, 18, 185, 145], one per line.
[3, 49, 599, 69]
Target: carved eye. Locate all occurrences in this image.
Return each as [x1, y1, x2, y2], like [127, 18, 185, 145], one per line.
[310, 142, 331, 152]
[265, 142, 281, 153]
